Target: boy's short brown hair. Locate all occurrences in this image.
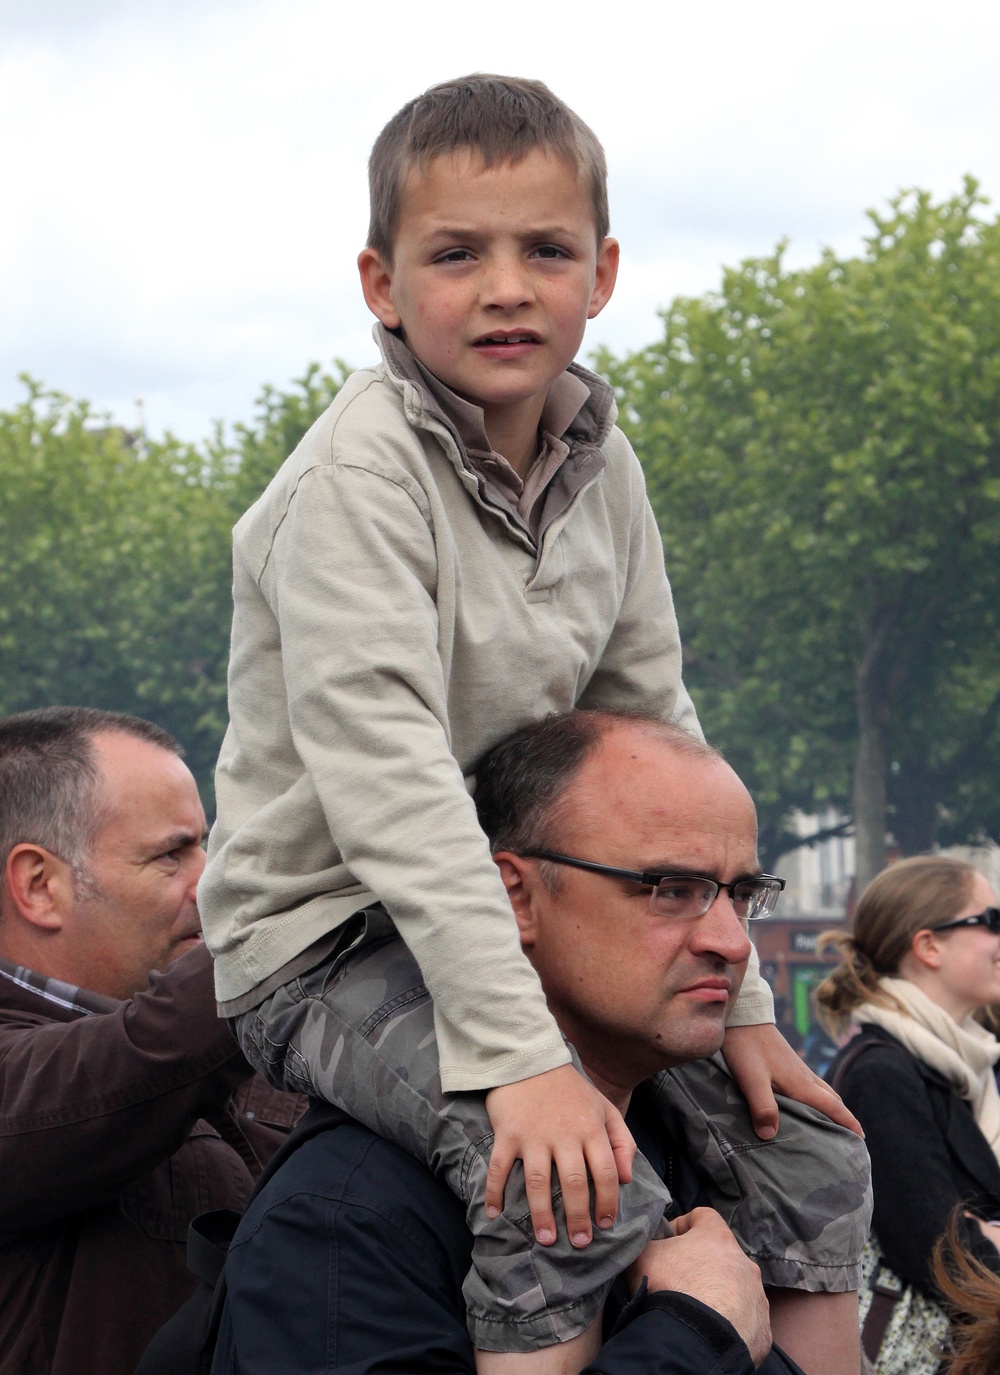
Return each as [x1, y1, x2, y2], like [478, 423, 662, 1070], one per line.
[367, 74, 609, 264]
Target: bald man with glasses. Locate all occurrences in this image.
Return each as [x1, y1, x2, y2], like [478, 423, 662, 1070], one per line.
[215, 710, 872, 1375]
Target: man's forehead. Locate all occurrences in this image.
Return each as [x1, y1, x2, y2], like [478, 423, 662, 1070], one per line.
[562, 726, 757, 860]
[90, 732, 205, 839]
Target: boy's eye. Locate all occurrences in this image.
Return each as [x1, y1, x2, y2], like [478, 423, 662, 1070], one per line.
[435, 248, 475, 264]
[531, 244, 569, 260]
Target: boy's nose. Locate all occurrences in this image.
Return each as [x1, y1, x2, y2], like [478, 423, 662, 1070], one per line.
[482, 256, 533, 309]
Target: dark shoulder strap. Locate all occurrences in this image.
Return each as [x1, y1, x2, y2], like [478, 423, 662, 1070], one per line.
[829, 1030, 892, 1095]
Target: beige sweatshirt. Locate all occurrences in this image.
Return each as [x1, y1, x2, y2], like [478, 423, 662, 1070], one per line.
[200, 332, 774, 1092]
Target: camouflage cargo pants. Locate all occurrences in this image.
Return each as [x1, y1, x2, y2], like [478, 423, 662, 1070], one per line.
[235, 907, 872, 1352]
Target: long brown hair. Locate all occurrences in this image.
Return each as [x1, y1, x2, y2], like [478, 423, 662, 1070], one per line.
[815, 856, 976, 1035]
[933, 1217, 1000, 1375]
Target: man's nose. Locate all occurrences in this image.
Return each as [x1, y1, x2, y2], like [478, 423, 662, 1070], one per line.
[188, 845, 207, 897]
[689, 889, 753, 965]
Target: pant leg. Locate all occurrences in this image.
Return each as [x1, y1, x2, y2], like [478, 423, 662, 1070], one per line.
[234, 909, 671, 1352]
[653, 1056, 873, 1292]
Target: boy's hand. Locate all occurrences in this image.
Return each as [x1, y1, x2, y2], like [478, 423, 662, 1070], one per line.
[626, 1209, 772, 1367]
[484, 1064, 635, 1248]
[722, 1023, 863, 1140]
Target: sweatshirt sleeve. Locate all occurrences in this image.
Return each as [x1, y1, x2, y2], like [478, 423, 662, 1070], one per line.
[269, 461, 569, 1093]
[577, 453, 774, 1028]
[0, 943, 251, 1238]
[575, 470, 698, 735]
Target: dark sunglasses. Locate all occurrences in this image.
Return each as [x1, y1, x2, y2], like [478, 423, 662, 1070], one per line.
[931, 907, 1000, 936]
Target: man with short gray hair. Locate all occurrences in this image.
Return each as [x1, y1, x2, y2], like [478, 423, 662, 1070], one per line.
[0, 707, 303, 1375]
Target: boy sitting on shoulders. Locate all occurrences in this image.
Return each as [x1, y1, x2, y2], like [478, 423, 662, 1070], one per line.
[200, 74, 868, 1375]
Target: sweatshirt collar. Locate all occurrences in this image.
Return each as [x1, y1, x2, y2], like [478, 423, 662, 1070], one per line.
[375, 325, 615, 541]
[374, 324, 617, 453]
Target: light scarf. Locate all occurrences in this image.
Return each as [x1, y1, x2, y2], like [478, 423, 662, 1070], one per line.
[854, 976, 1000, 1169]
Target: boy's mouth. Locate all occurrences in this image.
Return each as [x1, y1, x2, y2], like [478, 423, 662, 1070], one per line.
[472, 330, 542, 359]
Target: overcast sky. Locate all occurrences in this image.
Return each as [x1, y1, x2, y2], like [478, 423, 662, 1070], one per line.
[2, 0, 999, 442]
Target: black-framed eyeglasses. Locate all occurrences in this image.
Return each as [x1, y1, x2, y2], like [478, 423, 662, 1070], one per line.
[519, 850, 784, 920]
[931, 907, 1000, 936]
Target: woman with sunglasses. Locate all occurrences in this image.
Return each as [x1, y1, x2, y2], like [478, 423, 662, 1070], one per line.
[815, 856, 1000, 1366]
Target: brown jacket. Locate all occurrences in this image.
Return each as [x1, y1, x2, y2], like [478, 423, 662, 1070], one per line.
[0, 943, 305, 1375]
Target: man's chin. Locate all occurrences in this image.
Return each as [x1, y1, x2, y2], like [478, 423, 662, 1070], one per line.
[655, 1014, 729, 1068]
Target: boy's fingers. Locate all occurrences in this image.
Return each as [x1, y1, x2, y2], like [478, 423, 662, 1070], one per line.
[583, 1142, 621, 1231]
[553, 1147, 593, 1247]
[791, 1078, 865, 1137]
[746, 1086, 780, 1141]
[723, 1044, 780, 1139]
[604, 1107, 636, 1184]
[484, 1140, 515, 1218]
[522, 1152, 558, 1246]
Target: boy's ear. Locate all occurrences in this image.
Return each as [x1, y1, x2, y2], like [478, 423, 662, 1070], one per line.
[357, 247, 402, 330]
[587, 237, 620, 321]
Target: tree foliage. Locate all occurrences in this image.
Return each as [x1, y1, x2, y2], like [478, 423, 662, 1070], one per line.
[4, 183, 999, 883]
[0, 364, 346, 805]
[600, 180, 1000, 880]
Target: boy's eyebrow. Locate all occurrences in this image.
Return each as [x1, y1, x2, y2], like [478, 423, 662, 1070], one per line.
[422, 221, 589, 244]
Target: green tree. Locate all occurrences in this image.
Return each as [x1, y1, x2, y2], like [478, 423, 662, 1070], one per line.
[0, 364, 347, 806]
[213, 360, 352, 513]
[601, 180, 1000, 885]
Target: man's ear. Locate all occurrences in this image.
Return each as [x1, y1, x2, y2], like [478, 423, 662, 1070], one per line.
[493, 852, 542, 947]
[910, 928, 944, 971]
[357, 247, 402, 330]
[3, 844, 74, 933]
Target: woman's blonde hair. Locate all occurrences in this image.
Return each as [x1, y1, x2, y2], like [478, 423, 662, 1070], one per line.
[815, 855, 976, 1034]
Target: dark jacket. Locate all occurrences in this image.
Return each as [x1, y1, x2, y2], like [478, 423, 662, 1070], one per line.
[212, 1091, 804, 1375]
[0, 942, 305, 1375]
[829, 1024, 1000, 1297]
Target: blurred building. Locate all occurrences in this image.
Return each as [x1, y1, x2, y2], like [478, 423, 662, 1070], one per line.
[754, 810, 855, 1075]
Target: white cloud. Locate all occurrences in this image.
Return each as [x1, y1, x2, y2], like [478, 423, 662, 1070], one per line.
[1, 0, 999, 439]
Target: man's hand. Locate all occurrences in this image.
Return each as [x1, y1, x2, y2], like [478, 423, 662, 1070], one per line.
[722, 1022, 864, 1140]
[627, 1209, 772, 1367]
[484, 1064, 635, 1247]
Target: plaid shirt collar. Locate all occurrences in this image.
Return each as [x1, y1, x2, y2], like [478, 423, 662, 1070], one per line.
[0, 955, 119, 1016]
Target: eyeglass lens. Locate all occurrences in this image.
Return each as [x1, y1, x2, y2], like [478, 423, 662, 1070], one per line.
[649, 876, 779, 920]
